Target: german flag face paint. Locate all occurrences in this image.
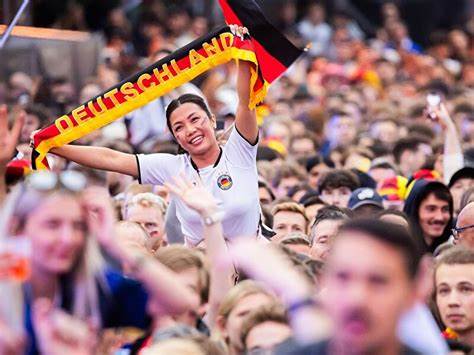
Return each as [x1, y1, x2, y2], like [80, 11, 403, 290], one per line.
[32, 0, 303, 170]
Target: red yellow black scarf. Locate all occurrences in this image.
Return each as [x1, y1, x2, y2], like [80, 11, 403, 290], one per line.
[32, 0, 302, 169]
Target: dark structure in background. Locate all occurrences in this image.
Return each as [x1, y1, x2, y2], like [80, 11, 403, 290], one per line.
[261, 0, 471, 46]
[2, 0, 470, 46]
[0, 0, 471, 89]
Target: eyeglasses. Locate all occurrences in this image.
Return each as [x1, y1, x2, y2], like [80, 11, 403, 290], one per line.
[451, 224, 474, 241]
[25, 170, 87, 193]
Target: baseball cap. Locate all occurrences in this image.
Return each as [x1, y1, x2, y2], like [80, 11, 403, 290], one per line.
[348, 188, 384, 210]
[448, 167, 474, 188]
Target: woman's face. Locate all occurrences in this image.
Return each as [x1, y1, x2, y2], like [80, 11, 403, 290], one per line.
[169, 103, 216, 156]
[22, 193, 86, 275]
[225, 293, 273, 351]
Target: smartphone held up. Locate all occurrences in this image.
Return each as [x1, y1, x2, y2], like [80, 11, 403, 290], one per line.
[426, 93, 441, 121]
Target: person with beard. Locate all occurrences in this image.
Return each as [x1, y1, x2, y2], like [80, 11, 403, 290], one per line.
[403, 180, 453, 254]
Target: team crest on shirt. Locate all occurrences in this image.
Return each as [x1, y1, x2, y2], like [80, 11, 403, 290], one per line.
[217, 174, 233, 190]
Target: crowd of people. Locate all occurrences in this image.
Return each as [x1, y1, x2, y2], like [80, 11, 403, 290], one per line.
[0, 0, 474, 354]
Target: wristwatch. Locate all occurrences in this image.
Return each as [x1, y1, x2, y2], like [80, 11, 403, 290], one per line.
[203, 211, 225, 226]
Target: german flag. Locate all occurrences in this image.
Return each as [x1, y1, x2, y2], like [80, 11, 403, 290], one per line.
[32, 0, 303, 170]
[219, 0, 303, 84]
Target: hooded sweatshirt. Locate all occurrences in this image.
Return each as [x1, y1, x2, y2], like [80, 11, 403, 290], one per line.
[403, 179, 453, 253]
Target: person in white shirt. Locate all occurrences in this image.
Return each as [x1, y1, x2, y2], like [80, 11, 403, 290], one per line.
[45, 26, 260, 246]
[297, 2, 332, 57]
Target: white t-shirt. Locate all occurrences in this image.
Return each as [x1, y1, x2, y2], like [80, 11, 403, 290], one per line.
[136, 127, 260, 246]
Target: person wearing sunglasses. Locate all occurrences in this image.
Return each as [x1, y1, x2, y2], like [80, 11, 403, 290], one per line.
[453, 202, 474, 249]
[3, 170, 199, 354]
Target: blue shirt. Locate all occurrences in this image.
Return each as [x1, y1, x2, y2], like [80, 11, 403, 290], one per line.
[25, 268, 150, 355]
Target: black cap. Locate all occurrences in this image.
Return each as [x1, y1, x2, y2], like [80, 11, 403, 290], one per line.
[348, 188, 384, 210]
[448, 167, 474, 188]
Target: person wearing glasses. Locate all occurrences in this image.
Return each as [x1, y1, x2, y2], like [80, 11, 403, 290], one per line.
[453, 202, 474, 249]
[123, 192, 168, 250]
[1, 170, 199, 355]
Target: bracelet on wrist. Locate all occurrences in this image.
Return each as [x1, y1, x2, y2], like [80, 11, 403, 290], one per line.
[202, 210, 224, 226]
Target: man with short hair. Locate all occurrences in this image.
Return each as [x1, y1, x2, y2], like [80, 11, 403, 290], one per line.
[448, 167, 474, 216]
[284, 219, 425, 354]
[124, 192, 167, 250]
[241, 304, 292, 354]
[272, 202, 309, 242]
[434, 247, 474, 348]
[306, 155, 333, 189]
[368, 161, 397, 189]
[321, 114, 358, 155]
[155, 245, 209, 327]
[453, 202, 474, 249]
[302, 195, 327, 224]
[272, 163, 307, 199]
[310, 206, 351, 260]
[318, 169, 359, 208]
[20, 105, 50, 144]
[393, 137, 430, 178]
[369, 119, 399, 148]
[279, 233, 312, 256]
[289, 134, 318, 160]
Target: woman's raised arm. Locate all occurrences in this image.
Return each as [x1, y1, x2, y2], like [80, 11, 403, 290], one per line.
[49, 144, 138, 178]
[233, 26, 258, 145]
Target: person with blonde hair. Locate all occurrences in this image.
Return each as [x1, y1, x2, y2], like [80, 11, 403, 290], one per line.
[240, 303, 292, 353]
[124, 192, 168, 250]
[0, 169, 199, 354]
[434, 247, 474, 348]
[272, 202, 310, 241]
[142, 334, 225, 355]
[215, 280, 276, 355]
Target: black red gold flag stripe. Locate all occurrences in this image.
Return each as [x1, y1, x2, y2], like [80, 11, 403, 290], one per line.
[32, 0, 303, 170]
[219, 0, 303, 82]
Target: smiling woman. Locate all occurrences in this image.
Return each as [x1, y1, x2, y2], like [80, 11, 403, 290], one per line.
[47, 28, 260, 245]
[136, 80, 260, 245]
[4, 170, 199, 354]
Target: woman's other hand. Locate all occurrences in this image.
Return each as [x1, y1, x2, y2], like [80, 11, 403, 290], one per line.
[165, 174, 219, 217]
